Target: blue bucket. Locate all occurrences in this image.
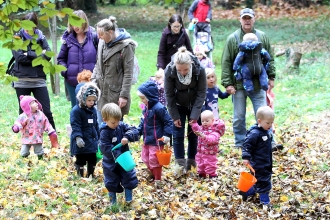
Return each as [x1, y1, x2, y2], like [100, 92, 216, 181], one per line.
[112, 143, 136, 172]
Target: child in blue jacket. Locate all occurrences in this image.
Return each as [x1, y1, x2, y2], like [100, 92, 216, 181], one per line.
[137, 81, 172, 186]
[99, 103, 140, 205]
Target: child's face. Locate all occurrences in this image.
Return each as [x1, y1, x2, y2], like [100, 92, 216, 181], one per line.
[201, 115, 214, 128]
[104, 117, 120, 129]
[30, 101, 39, 113]
[258, 117, 274, 130]
[139, 96, 148, 106]
[196, 52, 204, 60]
[206, 73, 216, 88]
[85, 96, 97, 108]
[155, 74, 164, 85]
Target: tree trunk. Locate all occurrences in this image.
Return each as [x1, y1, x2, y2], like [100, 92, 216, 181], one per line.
[49, 16, 60, 95]
[85, 0, 98, 12]
[285, 47, 302, 74]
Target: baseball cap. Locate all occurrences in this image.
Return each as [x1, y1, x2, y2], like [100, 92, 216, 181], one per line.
[240, 8, 255, 18]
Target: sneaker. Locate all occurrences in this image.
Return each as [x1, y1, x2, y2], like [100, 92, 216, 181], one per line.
[272, 144, 284, 152]
[239, 191, 247, 201]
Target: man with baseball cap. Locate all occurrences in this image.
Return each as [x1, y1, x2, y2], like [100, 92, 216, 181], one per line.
[220, 8, 277, 148]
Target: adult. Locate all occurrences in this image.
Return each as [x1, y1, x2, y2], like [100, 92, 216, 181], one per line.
[57, 10, 98, 108]
[91, 16, 137, 123]
[164, 46, 207, 173]
[220, 8, 276, 148]
[157, 14, 193, 71]
[11, 12, 56, 130]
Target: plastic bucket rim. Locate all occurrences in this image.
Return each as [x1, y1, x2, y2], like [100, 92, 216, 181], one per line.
[115, 151, 136, 171]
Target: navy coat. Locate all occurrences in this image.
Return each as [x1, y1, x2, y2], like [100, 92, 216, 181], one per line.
[99, 122, 140, 193]
[70, 105, 99, 156]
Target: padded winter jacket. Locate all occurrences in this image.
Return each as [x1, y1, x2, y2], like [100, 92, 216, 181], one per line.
[57, 27, 98, 87]
[188, 0, 212, 22]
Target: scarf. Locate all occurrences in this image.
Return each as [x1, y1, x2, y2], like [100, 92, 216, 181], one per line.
[177, 64, 192, 85]
[21, 29, 43, 41]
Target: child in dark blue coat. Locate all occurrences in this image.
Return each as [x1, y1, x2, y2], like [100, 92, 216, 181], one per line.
[137, 81, 172, 186]
[70, 82, 100, 178]
[240, 106, 274, 208]
[99, 103, 140, 205]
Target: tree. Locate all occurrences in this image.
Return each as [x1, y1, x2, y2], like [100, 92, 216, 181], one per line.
[0, 0, 85, 93]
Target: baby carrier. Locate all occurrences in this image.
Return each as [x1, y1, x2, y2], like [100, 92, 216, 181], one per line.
[194, 22, 214, 60]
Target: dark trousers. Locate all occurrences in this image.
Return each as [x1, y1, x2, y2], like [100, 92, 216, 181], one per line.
[75, 153, 97, 166]
[15, 87, 56, 130]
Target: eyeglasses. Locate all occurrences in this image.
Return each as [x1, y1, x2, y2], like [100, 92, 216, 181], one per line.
[171, 24, 182, 29]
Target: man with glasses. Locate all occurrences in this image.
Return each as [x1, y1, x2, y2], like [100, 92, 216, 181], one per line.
[220, 8, 277, 149]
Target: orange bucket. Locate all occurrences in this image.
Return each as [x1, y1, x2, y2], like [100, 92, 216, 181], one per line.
[237, 164, 257, 192]
[156, 150, 172, 165]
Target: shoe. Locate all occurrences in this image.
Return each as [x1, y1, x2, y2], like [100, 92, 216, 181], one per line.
[272, 144, 284, 152]
[239, 191, 247, 201]
[108, 192, 117, 205]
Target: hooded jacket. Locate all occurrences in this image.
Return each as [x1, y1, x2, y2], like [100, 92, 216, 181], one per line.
[57, 27, 98, 86]
[164, 54, 207, 121]
[91, 28, 137, 116]
[157, 27, 193, 70]
[70, 83, 100, 156]
[188, 0, 212, 22]
[137, 81, 172, 146]
[11, 29, 51, 79]
[221, 27, 275, 91]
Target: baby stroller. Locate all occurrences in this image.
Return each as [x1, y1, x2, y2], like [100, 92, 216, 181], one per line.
[193, 22, 214, 61]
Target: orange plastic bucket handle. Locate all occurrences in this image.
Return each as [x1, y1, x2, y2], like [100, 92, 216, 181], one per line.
[247, 164, 255, 175]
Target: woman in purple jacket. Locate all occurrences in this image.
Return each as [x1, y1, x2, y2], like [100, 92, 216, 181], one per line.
[57, 10, 98, 108]
[156, 14, 193, 71]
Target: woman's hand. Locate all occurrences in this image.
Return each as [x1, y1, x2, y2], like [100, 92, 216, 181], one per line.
[118, 97, 127, 108]
[173, 119, 182, 128]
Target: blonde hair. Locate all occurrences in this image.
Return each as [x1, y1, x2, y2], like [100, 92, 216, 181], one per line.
[77, 69, 92, 83]
[101, 103, 122, 121]
[205, 67, 217, 84]
[67, 10, 89, 33]
[96, 16, 118, 33]
[243, 33, 258, 42]
[173, 46, 192, 65]
[201, 110, 214, 120]
[256, 106, 275, 120]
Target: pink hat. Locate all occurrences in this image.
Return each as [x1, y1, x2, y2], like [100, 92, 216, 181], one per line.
[194, 45, 206, 57]
[19, 95, 42, 115]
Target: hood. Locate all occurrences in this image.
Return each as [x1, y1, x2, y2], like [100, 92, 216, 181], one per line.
[19, 95, 42, 115]
[137, 81, 159, 109]
[107, 28, 132, 47]
[239, 40, 262, 52]
[76, 82, 101, 108]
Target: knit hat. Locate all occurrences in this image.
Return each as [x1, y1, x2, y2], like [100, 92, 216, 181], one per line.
[194, 45, 206, 57]
[76, 82, 101, 108]
[19, 95, 42, 115]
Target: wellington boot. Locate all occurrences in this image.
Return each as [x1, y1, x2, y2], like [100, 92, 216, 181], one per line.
[75, 164, 84, 177]
[87, 163, 96, 178]
[186, 158, 196, 171]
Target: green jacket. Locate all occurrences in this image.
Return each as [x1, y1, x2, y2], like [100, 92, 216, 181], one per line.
[221, 27, 276, 91]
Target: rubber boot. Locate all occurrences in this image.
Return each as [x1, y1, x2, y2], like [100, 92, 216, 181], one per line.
[108, 192, 117, 205]
[259, 193, 270, 205]
[124, 189, 133, 202]
[174, 159, 186, 176]
[186, 158, 196, 171]
[239, 186, 256, 201]
[75, 164, 84, 177]
[87, 163, 96, 178]
[146, 168, 154, 182]
[49, 132, 59, 148]
[153, 167, 162, 180]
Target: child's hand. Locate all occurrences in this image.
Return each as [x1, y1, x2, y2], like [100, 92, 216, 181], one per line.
[121, 138, 128, 145]
[242, 160, 250, 166]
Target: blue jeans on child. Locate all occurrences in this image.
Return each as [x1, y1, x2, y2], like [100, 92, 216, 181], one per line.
[232, 89, 266, 147]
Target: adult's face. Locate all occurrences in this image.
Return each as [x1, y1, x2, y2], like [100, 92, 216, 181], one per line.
[239, 15, 255, 33]
[97, 29, 113, 43]
[176, 63, 190, 77]
[170, 21, 182, 34]
[72, 25, 84, 35]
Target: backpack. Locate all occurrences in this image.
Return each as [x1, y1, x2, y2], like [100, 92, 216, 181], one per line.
[120, 47, 140, 85]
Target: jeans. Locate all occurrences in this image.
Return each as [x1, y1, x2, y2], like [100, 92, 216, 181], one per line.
[15, 87, 56, 130]
[65, 81, 77, 108]
[232, 89, 266, 147]
[172, 106, 198, 159]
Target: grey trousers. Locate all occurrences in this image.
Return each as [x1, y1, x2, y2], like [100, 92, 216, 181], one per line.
[20, 144, 44, 157]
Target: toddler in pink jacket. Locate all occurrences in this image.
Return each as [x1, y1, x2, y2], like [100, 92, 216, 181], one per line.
[189, 110, 225, 177]
[12, 95, 59, 159]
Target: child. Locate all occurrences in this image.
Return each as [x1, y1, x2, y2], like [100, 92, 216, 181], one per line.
[233, 33, 271, 94]
[189, 110, 225, 178]
[70, 82, 100, 178]
[75, 69, 92, 104]
[203, 68, 230, 120]
[137, 81, 172, 185]
[99, 103, 140, 205]
[12, 95, 59, 159]
[240, 106, 274, 208]
[194, 45, 214, 69]
[149, 69, 166, 106]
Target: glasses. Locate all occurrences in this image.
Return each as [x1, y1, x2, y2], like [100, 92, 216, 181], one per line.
[171, 24, 182, 29]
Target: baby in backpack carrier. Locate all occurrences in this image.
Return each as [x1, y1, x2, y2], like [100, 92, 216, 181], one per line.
[233, 33, 271, 94]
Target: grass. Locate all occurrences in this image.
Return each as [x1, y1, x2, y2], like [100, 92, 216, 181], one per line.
[0, 5, 330, 218]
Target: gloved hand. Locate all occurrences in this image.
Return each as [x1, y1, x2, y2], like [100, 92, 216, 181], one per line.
[76, 137, 85, 148]
[162, 136, 170, 144]
[12, 125, 19, 133]
[49, 131, 59, 148]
